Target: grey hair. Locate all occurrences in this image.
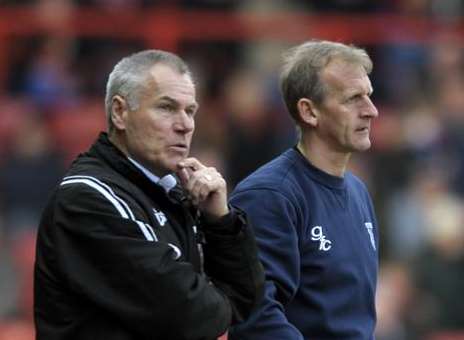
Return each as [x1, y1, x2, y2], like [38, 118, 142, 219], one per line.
[105, 49, 191, 133]
[280, 40, 373, 123]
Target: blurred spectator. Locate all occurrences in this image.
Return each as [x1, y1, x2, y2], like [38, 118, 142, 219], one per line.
[411, 193, 464, 335]
[385, 162, 454, 260]
[21, 38, 79, 113]
[375, 262, 414, 340]
[434, 76, 464, 197]
[0, 114, 65, 236]
[375, 44, 428, 106]
[222, 67, 293, 186]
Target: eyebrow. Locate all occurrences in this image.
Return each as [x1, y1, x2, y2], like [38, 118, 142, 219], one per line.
[158, 96, 199, 110]
[346, 86, 374, 97]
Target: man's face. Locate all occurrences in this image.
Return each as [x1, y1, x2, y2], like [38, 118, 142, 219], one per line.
[120, 64, 198, 176]
[315, 59, 378, 153]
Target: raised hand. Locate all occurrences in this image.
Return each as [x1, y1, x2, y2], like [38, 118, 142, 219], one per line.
[177, 157, 229, 222]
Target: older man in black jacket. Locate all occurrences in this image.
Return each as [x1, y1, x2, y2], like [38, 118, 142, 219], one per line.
[34, 50, 264, 340]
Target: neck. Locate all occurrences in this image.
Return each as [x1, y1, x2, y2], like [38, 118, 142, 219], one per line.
[297, 132, 350, 178]
[108, 131, 128, 155]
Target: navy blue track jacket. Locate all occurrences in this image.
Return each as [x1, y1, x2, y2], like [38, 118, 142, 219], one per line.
[229, 147, 378, 340]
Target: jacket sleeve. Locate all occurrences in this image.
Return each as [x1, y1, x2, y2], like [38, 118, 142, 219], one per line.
[200, 207, 265, 324]
[46, 182, 233, 340]
[228, 188, 305, 340]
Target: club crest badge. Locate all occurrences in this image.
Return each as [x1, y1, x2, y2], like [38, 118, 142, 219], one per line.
[364, 222, 376, 251]
[153, 208, 167, 227]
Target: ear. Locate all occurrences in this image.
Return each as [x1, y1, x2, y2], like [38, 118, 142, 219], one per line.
[110, 95, 129, 131]
[297, 98, 319, 128]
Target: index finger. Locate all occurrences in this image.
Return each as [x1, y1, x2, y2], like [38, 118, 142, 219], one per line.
[175, 167, 190, 187]
[177, 157, 205, 172]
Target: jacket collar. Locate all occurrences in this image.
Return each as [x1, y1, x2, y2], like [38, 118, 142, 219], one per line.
[127, 157, 177, 193]
[88, 132, 182, 201]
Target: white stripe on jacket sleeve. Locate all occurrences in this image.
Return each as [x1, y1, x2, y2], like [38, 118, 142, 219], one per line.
[61, 176, 157, 242]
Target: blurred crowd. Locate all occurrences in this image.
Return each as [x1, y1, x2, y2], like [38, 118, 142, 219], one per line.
[1, 0, 464, 339]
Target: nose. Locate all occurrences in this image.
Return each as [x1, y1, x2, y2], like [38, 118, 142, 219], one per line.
[362, 97, 378, 118]
[173, 111, 195, 133]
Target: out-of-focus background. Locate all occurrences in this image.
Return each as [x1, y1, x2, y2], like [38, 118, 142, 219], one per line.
[0, 1, 464, 339]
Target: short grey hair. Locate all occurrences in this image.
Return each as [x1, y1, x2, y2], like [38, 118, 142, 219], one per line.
[280, 40, 373, 123]
[105, 50, 191, 133]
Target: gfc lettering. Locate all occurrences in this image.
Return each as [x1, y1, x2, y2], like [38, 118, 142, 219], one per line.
[310, 226, 332, 251]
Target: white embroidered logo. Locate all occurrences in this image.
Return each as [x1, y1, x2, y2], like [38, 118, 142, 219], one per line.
[168, 243, 182, 259]
[364, 222, 376, 251]
[153, 208, 167, 226]
[311, 226, 332, 251]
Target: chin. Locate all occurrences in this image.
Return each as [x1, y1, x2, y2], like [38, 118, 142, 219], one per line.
[349, 138, 371, 152]
[357, 141, 372, 151]
[150, 160, 179, 176]
[165, 161, 182, 174]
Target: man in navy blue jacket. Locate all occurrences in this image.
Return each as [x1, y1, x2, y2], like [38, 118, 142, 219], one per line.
[229, 40, 379, 339]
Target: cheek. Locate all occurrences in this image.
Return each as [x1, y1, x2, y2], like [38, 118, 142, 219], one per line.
[135, 116, 170, 140]
[127, 119, 171, 154]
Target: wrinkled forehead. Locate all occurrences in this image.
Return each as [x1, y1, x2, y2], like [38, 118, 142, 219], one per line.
[147, 64, 197, 104]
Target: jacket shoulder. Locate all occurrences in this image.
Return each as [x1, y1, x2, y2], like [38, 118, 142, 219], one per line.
[233, 150, 303, 199]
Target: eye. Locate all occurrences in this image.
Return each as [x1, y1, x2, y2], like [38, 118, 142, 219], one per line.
[185, 107, 197, 116]
[348, 94, 362, 102]
[158, 103, 175, 111]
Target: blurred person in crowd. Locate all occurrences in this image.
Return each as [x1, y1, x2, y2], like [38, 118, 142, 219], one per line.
[34, 50, 264, 340]
[230, 40, 379, 339]
[411, 184, 464, 336]
[375, 262, 414, 340]
[385, 160, 450, 260]
[22, 38, 78, 112]
[0, 113, 65, 235]
[223, 68, 292, 186]
[0, 111, 65, 325]
[435, 77, 464, 197]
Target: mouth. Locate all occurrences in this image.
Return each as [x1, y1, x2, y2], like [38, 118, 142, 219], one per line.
[355, 127, 369, 133]
[169, 143, 189, 151]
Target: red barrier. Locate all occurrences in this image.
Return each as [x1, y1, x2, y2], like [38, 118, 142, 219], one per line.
[1, 6, 464, 91]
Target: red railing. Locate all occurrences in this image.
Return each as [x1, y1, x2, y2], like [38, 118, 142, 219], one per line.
[1, 6, 464, 89]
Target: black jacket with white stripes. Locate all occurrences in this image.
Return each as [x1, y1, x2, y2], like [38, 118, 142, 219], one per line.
[34, 132, 264, 340]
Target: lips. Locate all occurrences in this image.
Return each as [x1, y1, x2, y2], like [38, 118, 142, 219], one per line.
[169, 143, 188, 152]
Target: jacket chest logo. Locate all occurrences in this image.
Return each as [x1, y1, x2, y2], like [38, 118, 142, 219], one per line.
[153, 208, 167, 226]
[311, 226, 332, 251]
